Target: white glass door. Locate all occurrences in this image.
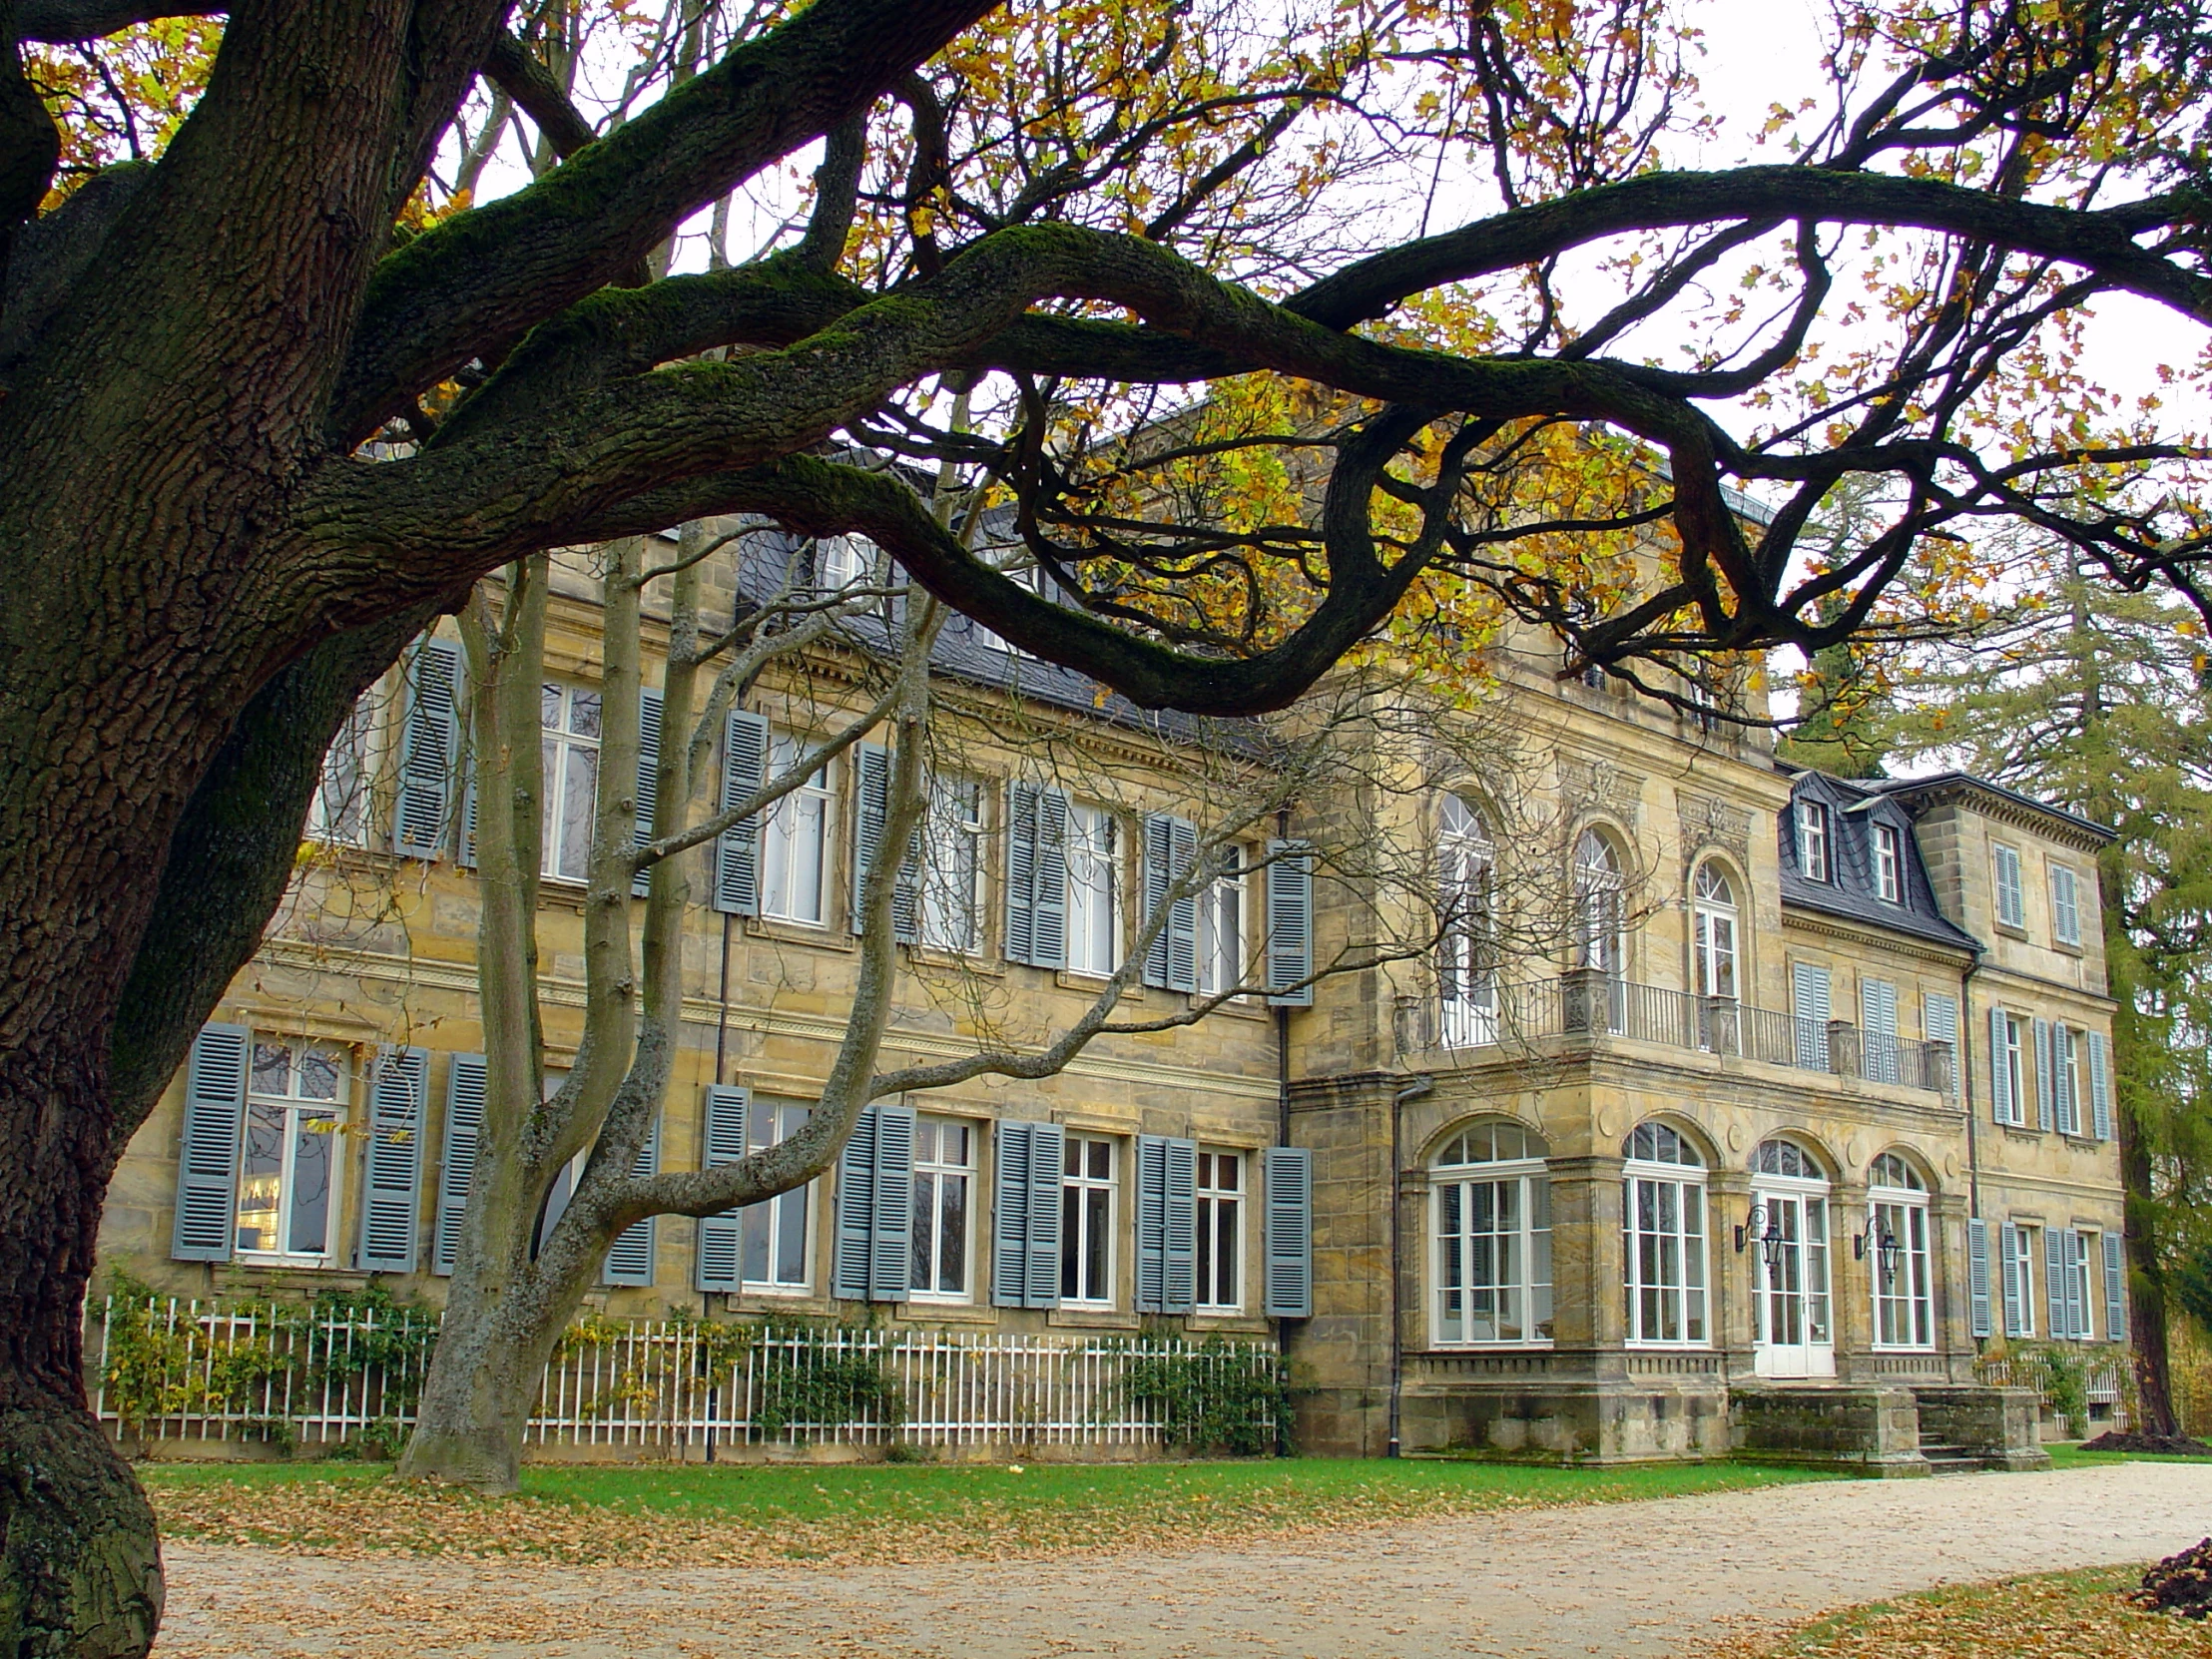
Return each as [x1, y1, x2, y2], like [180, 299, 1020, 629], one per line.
[1752, 1187, 1835, 1378]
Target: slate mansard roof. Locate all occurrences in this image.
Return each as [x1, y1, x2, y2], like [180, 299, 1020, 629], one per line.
[1777, 768, 1981, 953]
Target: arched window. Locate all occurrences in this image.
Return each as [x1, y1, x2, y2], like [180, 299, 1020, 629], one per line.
[1433, 1122, 1551, 1346]
[1573, 830, 1625, 978]
[1437, 796, 1496, 1047]
[1869, 1152, 1935, 1350]
[1622, 1122, 1706, 1346]
[1749, 1138, 1833, 1376]
[1692, 862, 1738, 1000]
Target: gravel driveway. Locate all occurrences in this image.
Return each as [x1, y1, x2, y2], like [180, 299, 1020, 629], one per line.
[155, 1462, 2212, 1658]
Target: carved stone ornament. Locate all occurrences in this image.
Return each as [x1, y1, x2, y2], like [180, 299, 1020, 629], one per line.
[1676, 790, 1753, 865]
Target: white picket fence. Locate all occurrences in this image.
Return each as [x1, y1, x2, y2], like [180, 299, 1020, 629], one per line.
[88, 1298, 1281, 1453]
[1975, 1351, 2129, 1409]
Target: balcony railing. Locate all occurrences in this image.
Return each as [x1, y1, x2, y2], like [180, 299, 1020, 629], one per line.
[1426, 969, 1954, 1096]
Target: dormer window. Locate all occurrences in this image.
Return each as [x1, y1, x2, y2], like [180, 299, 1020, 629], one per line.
[1796, 800, 1831, 883]
[1874, 824, 1903, 903]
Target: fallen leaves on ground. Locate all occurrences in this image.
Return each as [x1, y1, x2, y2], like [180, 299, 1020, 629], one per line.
[148, 1469, 1579, 1567]
[1696, 1567, 2212, 1659]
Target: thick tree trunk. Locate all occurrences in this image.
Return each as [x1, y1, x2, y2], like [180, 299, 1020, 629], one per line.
[396, 1271, 579, 1491]
[0, 1063, 162, 1657]
[2120, 1098, 2182, 1436]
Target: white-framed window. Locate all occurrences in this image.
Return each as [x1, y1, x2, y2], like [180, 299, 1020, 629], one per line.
[1993, 841, 2026, 928]
[814, 532, 870, 592]
[1437, 795, 1497, 1047]
[761, 733, 835, 925]
[1874, 824, 1903, 903]
[2068, 1231, 2098, 1341]
[308, 695, 376, 847]
[2054, 1024, 2083, 1135]
[909, 1115, 974, 1301]
[742, 1100, 813, 1292]
[1060, 1133, 1117, 1305]
[1433, 1120, 1552, 1347]
[919, 775, 985, 952]
[1868, 1152, 1934, 1350]
[541, 682, 602, 882]
[1692, 861, 1738, 999]
[1998, 1013, 2028, 1126]
[2050, 862, 2082, 946]
[1198, 845, 1246, 994]
[1196, 1148, 1243, 1311]
[237, 1038, 348, 1261]
[1572, 829, 1625, 977]
[1622, 1121, 1707, 1347]
[2004, 1222, 2037, 1338]
[1797, 800, 1831, 883]
[1066, 805, 1120, 976]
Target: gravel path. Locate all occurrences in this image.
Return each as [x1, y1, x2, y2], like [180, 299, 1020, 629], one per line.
[155, 1462, 2212, 1659]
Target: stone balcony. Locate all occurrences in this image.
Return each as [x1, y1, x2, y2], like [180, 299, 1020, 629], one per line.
[1408, 968, 1956, 1097]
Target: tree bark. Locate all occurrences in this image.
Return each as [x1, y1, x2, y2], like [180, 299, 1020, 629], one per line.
[2120, 1094, 2182, 1435]
[0, 1048, 162, 1657]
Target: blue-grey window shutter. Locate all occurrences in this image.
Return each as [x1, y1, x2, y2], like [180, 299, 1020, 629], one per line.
[1163, 1136, 1197, 1314]
[1005, 782, 1071, 969]
[1005, 781, 1041, 966]
[601, 1117, 661, 1287]
[172, 1022, 250, 1262]
[1792, 963, 1831, 1069]
[1032, 789, 1070, 970]
[358, 1046, 428, 1273]
[2088, 1031, 2113, 1141]
[432, 1052, 486, 1276]
[694, 1084, 749, 1292]
[990, 1120, 1032, 1307]
[1025, 1121, 1064, 1308]
[1988, 1005, 2012, 1125]
[870, 1104, 916, 1302]
[1262, 1145, 1314, 1318]
[851, 742, 919, 942]
[2103, 1230, 2125, 1344]
[1861, 977, 1899, 1084]
[1967, 1217, 1992, 1339]
[394, 637, 461, 858]
[2043, 1226, 2066, 1339]
[713, 710, 769, 915]
[1135, 1134, 1169, 1313]
[832, 1106, 878, 1301]
[1925, 991, 1959, 1102]
[2032, 1017, 2054, 1130]
[1143, 814, 1198, 991]
[631, 686, 663, 898]
[1265, 839, 1315, 1007]
[2000, 1222, 2023, 1336]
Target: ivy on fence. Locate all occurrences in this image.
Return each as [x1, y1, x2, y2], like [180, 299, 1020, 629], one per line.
[1119, 1337, 1289, 1455]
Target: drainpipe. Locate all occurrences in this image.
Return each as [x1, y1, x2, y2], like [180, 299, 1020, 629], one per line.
[1959, 953, 1983, 1221]
[1386, 1074, 1435, 1458]
[1273, 1003, 1293, 1456]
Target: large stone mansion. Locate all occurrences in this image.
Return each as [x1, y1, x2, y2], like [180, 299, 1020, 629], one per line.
[97, 524, 2125, 1470]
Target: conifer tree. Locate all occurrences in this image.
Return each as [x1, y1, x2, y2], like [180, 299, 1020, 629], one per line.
[1888, 552, 2212, 1434]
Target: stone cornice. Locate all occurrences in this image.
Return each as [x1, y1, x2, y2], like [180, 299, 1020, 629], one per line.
[248, 937, 1281, 1103]
[1779, 906, 1977, 968]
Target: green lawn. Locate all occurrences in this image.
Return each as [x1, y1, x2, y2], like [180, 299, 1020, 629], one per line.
[140, 1454, 1844, 1564]
[2045, 1440, 2212, 1470]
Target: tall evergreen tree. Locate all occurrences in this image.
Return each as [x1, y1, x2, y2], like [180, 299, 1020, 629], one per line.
[1888, 554, 2212, 1434]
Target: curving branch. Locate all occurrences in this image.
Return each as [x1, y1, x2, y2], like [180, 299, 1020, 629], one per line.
[328, 0, 998, 443]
